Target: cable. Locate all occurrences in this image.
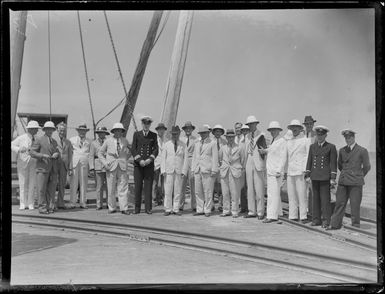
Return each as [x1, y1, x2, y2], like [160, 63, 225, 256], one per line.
[77, 11, 96, 139]
[152, 10, 171, 50]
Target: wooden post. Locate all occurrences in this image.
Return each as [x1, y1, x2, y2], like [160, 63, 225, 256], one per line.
[120, 11, 163, 134]
[160, 11, 193, 137]
[10, 10, 28, 137]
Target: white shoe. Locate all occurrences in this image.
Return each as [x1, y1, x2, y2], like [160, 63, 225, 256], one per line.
[19, 204, 25, 210]
[28, 204, 34, 210]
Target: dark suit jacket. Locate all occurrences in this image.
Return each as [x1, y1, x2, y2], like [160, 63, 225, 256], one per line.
[337, 144, 371, 186]
[131, 130, 159, 167]
[57, 137, 73, 171]
[306, 141, 337, 181]
[30, 134, 60, 173]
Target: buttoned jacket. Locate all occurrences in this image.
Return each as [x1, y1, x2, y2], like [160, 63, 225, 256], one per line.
[89, 138, 106, 172]
[306, 141, 337, 181]
[161, 139, 187, 174]
[69, 136, 92, 168]
[154, 135, 167, 171]
[56, 136, 73, 171]
[30, 134, 60, 173]
[286, 134, 310, 176]
[11, 133, 36, 169]
[98, 136, 131, 172]
[337, 144, 371, 186]
[244, 130, 267, 171]
[190, 137, 219, 175]
[219, 143, 245, 178]
[180, 135, 198, 159]
[266, 136, 287, 176]
[131, 130, 159, 167]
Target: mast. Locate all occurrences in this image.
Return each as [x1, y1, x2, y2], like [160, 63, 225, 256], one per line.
[160, 10, 193, 136]
[120, 11, 163, 134]
[10, 10, 28, 137]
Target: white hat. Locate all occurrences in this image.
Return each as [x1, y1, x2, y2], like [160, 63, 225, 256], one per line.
[42, 121, 56, 130]
[240, 124, 249, 130]
[212, 124, 225, 134]
[341, 129, 356, 136]
[198, 125, 210, 133]
[314, 125, 330, 133]
[284, 129, 293, 140]
[246, 115, 259, 125]
[203, 124, 212, 131]
[287, 119, 303, 129]
[267, 121, 282, 131]
[26, 120, 40, 129]
[111, 122, 126, 132]
[141, 115, 153, 123]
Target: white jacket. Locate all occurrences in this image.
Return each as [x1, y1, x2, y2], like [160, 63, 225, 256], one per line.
[266, 136, 287, 176]
[244, 130, 266, 171]
[11, 133, 36, 169]
[161, 140, 186, 175]
[154, 135, 167, 171]
[219, 143, 245, 178]
[286, 134, 310, 176]
[189, 137, 219, 175]
[69, 136, 92, 168]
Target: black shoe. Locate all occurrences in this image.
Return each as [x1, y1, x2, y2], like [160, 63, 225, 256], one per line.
[80, 206, 88, 209]
[108, 210, 117, 214]
[121, 210, 131, 215]
[325, 226, 339, 231]
[192, 208, 196, 212]
[300, 219, 309, 224]
[205, 213, 211, 217]
[193, 212, 204, 216]
[96, 207, 102, 210]
[179, 208, 184, 212]
[289, 218, 299, 221]
[132, 211, 140, 214]
[218, 207, 223, 212]
[321, 223, 329, 228]
[240, 209, 247, 213]
[146, 210, 152, 215]
[243, 214, 257, 218]
[164, 212, 171, 216]
[211, 207, 215, 212]
[352, 223, 360, 228]
[39, 210, 49, 214]
[263, 219, 277, 223]
[257, 215, 265, 220]
[311, 222, 321, 226]
[175, 211, 182, 216]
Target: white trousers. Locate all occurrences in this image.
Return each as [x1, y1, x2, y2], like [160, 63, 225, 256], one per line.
[17, 159, 37, 208]
[245, 157, 265, 216]
[164, 172, 183, 212]
[70, 161, 89, 206]
[266, 175, 283, 220]
[221, 173, 242, 215]
[194, 172, 215, 214]
[287, 175, 308, 220]
[106, 166, 129, 212]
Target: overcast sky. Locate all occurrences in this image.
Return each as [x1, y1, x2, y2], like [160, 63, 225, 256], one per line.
[13, 9, 375, 151]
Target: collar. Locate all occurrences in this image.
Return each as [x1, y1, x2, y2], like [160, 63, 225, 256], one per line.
[318, 141, 326, 147]
[143, 130, 149, 135]
[349, 142, 356, 149]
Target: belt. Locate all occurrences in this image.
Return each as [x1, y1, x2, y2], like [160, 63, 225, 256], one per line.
[94, 156, 98, 159]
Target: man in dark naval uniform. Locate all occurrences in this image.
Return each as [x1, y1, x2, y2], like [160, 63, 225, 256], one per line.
[131, 115, 159, 214]
[305, 125, 337, 228]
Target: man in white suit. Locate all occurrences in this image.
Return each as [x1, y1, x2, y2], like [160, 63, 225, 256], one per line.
[11, 120, 40, 210]
[189, 125, 219, 217]
[153, 123, 167, 206]
[244, 115, 267, 219]
[161, 126, 186, 216]
[179, 121, 197, 211]
[259, 121, 287, 223]
[98, 123, 131, 214]
[219, 129, 245, 218]
[212, 124, 227, 212]
[285, 119, 311, 223]
[69, 124, 92, 208]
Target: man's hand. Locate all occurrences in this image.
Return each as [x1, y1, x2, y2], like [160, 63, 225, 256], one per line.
[90, 169, 95, 177]
[211, 171, 217, 177]
[330, 179, 336, 187]
[51, 152, 60, 159]
[43, 154, 51, 159]
[283, 173, 287, 181]
[144, 159, 152, 166]
[275, 172, 281, 178]
[19, 146, 28, 153]
[68, 169, 73, 176]
[139, 160, 146, 167]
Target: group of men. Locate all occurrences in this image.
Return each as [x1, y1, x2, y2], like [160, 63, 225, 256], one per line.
[12, 114, 371, 230]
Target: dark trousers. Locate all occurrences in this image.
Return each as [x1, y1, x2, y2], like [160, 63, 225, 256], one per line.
[311, 180, 331, 225]
[134, 165, 154, 212]
[152, 168, 164, 204]
[330, 185, 363, 228]
[307, 183, 313, 218]
[240, 179, 248, 212]
[37, 170, 58, 211]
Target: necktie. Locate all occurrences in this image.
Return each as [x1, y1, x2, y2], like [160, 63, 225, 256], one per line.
[271, 137, 275, 144]
[144, 131, 147, 137]
[32, 136, 35, 143]
[80, 140, 83, 148]
[217, 139, 220, 151]
[117, 140, 121, 153]
[249, 132, 254, 154]
[187, 136, 190, 147]
[174, 141, 177, 152]
[101, 139, 104, 145]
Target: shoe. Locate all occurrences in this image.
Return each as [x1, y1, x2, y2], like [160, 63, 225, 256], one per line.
[28, 205, 35, 210]
[211, 207, 215, 212]
[192, 208, 196, 212]
[179, 208, 184, 212]
[96, 207, 102, 210]
[311, 222, 321, 226]
[193, 212, 204, 216]
[240, 209, 247, 213]
[220, 213, 231, 217]
[19, 205, 26, 210]
[121, 210, 131, 215]
[146, 210, 152, 215]
[257, 215, 265, 220]
[108, 210, 117, 214]
[39, 210, 49, 214]
[57, 206, 66, 210]
[218, 207, 223, 212]
[164, 212, 171, 216]
[300, 219, 309, 224]
[289, 218, 298, 221]
[174, 211, 182, 216]
[205, 213, 211, 217]
[48, 209, 54, 213]
[325, 226, 339, 231]
[80, 206, 88, 209]
[321, 223, 329, 228]
[352, 223, 360, 228]
[263, 219, 277, 223]
[132, 211, 140, 214]
[244, 214, 257, 218]
[232, 215, 239, 218]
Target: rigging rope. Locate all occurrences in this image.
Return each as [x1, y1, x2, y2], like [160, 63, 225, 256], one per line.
[96, 11, 171, 129]
[103, 10, 138, 131]
[48, 11, 52, 120]
[77, 10, 96, 139]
